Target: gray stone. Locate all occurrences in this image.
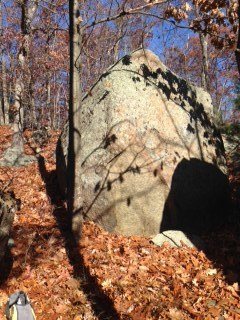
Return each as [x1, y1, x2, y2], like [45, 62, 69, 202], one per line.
[222, 134, 240, 156]
[151, 230, 205, 249]
[57, 49, 229, 237]
[0, 144, 36, 167]
[0, 191, 20, 263]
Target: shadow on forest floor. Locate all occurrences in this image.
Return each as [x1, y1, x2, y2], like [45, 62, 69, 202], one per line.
[0, 250, 13, 285]
[158, 157, 240, 285]
[37, 154, 120, 320]
[201, 145, 240, 285]
[2, 148, 240, 312]
[38, 150, 240, 289]
[202, 222, 240, 284]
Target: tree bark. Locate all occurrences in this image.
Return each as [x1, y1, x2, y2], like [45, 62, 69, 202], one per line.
[193, 4, 210, 92]
[15, 0, 38, 130]
[194, 3, 222, 122]
[15, 67, 24, 131]
[2, 60, 10, 124]
[13, 79, 24, 151]
[53, 84, 61, 130]
[15, 1, 27, 130]
[13, 0, 33, 149]
[46, 76, 52, 128]
[28, 76, 36, 127]
[0, 98, 4, 125]
[199, 32, 210, 92]
[199, 32, 222, 123]
[235, 0, 240, 77]
[0, 0, 9, 125]
[68, 0, 83, 239]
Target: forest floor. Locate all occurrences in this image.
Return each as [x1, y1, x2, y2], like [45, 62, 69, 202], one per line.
[0, 126, 240, 319]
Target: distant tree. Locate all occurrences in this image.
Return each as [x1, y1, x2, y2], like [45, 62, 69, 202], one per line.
[164, 34, 237, 122]
[0, 0, 9, 125]
[234, 81, 240, 111]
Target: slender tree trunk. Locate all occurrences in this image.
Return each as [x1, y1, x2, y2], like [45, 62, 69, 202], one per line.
[45, 19, 55, 129]
[11, 79, 25, 156]
[28, 76, 36, 127]
[199, 33, 210, 92]
[15, 65, 24, 131]
[14, 78, 24, 151]
[195, 3, 221, 122]
[193, 4, 210, 92]
[53, 73, 57, 129]
[13, 0, 27, 150]
[0, 0, 9, 125]
[46, 77, 51, 128]
[199, 32, 222, 122]
[2, 60, 9, 124]
[57, 105, 61, 129]
[26, 1, 38, 128]
[15, 0, 38, 129]
[68, 0, 83, 239]
[15, 2, 27, 131]
[0, 98, 4, 125]
[53, 85, 61, 130]
[235, 1, 240, 77]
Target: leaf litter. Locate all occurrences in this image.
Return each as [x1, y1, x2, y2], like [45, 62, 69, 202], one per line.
[0, 126, 240, 319]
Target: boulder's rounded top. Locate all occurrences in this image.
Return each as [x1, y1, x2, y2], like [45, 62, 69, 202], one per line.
[130, 49, 163, 68]
[113, 48, 166, 74]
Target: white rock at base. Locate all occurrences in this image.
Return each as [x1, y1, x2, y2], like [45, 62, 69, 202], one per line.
[151, 230, 205, 249]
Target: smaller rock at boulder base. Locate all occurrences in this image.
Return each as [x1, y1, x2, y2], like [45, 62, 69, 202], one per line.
[151, 230, 205, 250]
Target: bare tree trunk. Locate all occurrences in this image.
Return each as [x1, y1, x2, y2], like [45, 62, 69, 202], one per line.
[15, 0, 38, 129]
[57, 104, 61, 129]
[27, 1, 38, 128]
[15, 70, 24, 131]
[0, 0, 9, 125]
[12, 0, 28, 151]
[53, 73, 57, 129]
[46, 77, 51, 128]
[199, 33, 210, 92]
[0, 98, 4, 125]
[193, 4, 210, 92]
[14, 79, 24, 151]
[68, 0, 83, 239]
[15, 1, 27, 130]
[28, 77, 36, 127]
[199, 32, 222, 123]
[2, 60, 9, 124]
[195, 2, 221, 123]
[44, 14, 55, 129]
[235, 0, 240, 77]
[53, 85, 61, 130]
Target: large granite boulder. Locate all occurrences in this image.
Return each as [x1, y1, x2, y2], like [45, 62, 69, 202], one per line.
[57, 49, 229, 236]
